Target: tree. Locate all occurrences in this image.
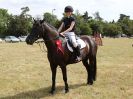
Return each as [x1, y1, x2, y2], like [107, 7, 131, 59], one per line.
[89, 12, 103, 35]
[0, 9, 10, 37]
[118, 14, 130, 22]
[82, 11, 92, 22]
[21, 7, 30, 16]
[7, 7, 32, 37]
[103, 23, 122, 37]
[118, 14, 133, 36]
[43, 12, 59, 28]
[93, 11, 103, 21]
[1, 7, 132, 38]
[73, 10, 92, 35]
[89, 19, 103, 35]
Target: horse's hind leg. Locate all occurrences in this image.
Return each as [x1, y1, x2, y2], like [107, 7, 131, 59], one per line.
[82, 59, 93, 85]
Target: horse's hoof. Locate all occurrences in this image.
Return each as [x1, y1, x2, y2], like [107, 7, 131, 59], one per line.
[93, 78, 96, 81]
[65, 89, 69, 93]
[87, 81, 93, 85]
[49, 90, 55, 95]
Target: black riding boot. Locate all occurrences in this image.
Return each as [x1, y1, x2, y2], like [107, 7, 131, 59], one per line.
[74, 45, 81, 61]
[76, 46, 80, 56]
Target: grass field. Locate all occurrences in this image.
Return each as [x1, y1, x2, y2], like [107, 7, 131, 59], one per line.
[0, 38, 133, 99]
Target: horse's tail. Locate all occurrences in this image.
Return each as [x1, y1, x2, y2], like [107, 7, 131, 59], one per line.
[81, 35, 97, 82]
[85, 36, 97, 81]
[88, 36, 97, 81]
[93, 55, 97, 81]
[92, 38, 97, 81]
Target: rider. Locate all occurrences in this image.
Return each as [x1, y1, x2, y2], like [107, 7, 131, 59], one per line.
[58, 6, 81, 61]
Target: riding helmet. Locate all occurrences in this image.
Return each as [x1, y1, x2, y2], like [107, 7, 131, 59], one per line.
[64, 6, 73, 12]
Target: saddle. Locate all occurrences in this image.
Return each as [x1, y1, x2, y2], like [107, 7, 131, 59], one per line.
[56, 35, 86, 56]
[66, 37, 86, 52]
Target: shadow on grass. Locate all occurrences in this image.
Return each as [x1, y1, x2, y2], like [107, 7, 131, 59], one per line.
[0, 83, 87, 99]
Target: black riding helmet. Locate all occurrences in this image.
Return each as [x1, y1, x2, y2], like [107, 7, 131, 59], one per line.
[64, 6, 73, 12]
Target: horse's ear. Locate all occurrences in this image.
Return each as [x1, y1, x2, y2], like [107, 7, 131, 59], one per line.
[33, 18, 36, 22]
[40, 19, 45, 24]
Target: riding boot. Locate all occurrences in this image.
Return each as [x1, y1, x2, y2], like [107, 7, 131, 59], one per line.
[76, 45, 80, 56]
[75, 45, 81, 62]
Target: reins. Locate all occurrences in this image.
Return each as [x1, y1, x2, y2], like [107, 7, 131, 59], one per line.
[36, 36, 60, 53]
[36, 22, 64, 53]
[36, 41, 47, 52]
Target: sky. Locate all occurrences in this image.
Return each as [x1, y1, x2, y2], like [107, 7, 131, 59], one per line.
[0, 0, 133, 21]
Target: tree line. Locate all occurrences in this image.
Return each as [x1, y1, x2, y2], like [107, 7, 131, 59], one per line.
[0, 7, 133, 37]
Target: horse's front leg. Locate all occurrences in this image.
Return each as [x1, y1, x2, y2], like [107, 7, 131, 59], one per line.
[50, 64, 57, 94]
[61, 66, 69, 93]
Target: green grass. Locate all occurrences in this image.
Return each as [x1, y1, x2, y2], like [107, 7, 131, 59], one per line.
[0, 38, 133, 99]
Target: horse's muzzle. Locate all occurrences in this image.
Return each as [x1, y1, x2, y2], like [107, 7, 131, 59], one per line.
[26, 36, 33, 45]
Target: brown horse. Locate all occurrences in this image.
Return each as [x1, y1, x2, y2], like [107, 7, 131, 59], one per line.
[26, 19, 97, 94]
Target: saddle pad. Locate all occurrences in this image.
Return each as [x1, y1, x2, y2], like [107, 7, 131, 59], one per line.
[67, 39, 86, 52]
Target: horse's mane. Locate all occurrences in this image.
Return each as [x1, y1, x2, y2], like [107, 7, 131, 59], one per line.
[44, 22, 58, 32]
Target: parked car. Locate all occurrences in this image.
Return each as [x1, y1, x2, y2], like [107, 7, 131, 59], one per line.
[121, 34, 127, 37]
[18, 36, 27, 42]
[5, 36, 20, 43]
[0, 38, 2, 43]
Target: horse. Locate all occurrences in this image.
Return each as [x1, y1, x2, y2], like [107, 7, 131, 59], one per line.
[26, 19, 98, 94]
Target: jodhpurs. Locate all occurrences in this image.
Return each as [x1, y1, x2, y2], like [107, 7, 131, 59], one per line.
[64, 32, 78, 48]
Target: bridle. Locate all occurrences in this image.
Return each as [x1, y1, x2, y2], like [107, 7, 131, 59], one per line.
[35, 22, 60, 52]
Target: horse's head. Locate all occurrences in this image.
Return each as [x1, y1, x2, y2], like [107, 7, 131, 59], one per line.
[26, 19, 45, 45]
